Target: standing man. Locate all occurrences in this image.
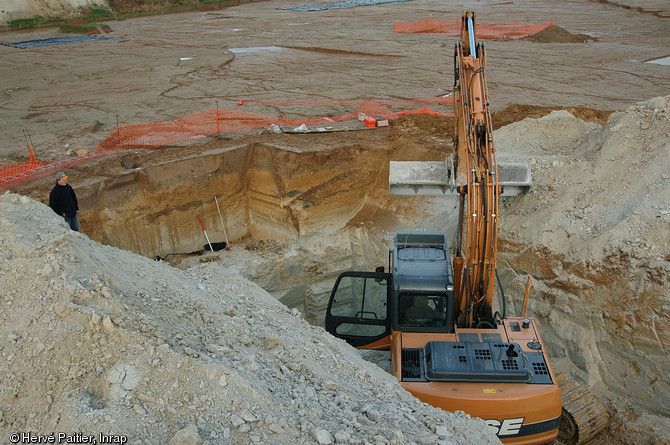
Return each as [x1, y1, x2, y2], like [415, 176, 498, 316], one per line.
[49, 172, 79, 231]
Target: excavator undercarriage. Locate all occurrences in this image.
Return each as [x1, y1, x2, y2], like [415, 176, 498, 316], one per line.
[556, 374, 610, 444]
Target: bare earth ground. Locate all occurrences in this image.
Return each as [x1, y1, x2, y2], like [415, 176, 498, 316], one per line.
[1, 0, 669, 444]
[0, 0, 669, 162]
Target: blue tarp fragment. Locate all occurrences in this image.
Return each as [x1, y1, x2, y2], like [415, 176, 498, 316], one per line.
[280, 0, 413, 12]
[1, 35, 119, 49]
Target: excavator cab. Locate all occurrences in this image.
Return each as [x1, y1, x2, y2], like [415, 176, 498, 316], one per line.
[326, 231, 455, 349]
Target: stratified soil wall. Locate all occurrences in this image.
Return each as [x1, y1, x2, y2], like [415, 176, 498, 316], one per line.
[80, 142, 386, 259]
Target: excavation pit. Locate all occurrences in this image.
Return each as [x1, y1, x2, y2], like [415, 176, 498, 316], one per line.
[13, 109, 611, 325]
[2, 0, 670, 440]
[47, 115, 455, 323]
[8, 104, 670, 442]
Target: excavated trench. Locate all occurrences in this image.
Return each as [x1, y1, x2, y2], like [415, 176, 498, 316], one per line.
[81, 141, 406, 257]
[76, 136, 443, 325]
[62, 114, 456, 325]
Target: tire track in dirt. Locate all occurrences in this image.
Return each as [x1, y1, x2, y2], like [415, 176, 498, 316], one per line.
[589, 0, 670, 18]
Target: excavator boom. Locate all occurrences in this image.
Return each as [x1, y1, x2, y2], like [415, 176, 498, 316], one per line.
[453, 11, 499, 328]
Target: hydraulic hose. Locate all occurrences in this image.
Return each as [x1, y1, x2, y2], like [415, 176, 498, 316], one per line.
[495, 267, 506, 319]
[479, 176, 487, 296]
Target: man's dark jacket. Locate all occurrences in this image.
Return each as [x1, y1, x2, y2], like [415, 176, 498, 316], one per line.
[49, 183, 79, 218]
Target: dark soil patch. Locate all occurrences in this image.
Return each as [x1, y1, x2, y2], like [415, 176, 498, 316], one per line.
[284, 46, 401, 58]
[390, 113, 455, 137]
[565, 106, 613, 125]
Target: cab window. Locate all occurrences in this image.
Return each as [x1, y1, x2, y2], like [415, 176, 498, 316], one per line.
[399, 294, 447, 328]
[329, 275, 388, 321]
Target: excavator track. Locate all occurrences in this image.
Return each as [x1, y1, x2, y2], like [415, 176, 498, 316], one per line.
[556, 373, 609, 444]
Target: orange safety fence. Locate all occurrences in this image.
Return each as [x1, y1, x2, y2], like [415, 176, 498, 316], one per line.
[394, 18, 554, 39]
[0, 151, 109, 190]
[1, 96, 455, 190]
[0, 142, 53, 189]
[1, 142, 49, 175]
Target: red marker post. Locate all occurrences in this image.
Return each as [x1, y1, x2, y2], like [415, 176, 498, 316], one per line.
[197, 214, 214, 252]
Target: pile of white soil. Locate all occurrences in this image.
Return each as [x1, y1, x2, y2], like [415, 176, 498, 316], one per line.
[493, 96, 669, 439]
[0, 192, 500, 445]
[496, 95, 669, 265]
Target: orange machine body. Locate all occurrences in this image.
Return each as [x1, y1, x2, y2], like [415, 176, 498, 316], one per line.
[390, 319, 561, 444]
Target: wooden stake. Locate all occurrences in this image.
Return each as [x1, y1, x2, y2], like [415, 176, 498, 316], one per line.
[214, 196, 230, 246]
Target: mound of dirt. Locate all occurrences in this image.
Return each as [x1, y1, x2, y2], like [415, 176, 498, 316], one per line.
[523, 25, 594, 43]
[494, 96, 670, 421]
[496, 96, 669, 265]
[0, 193, 499, 444]
[491, 104, 612, 129]
[388, 114, 455, 160]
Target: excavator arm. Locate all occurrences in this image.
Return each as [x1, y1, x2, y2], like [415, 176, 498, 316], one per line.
[452, 11, 499, 328]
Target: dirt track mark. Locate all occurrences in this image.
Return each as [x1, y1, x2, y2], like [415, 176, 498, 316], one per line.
[643, 53, 670, 63]
[28, 101, 116, 114]
[590, 0, 670, 18]
[161, 62, 233, 100]
[283, 46, 404, 58]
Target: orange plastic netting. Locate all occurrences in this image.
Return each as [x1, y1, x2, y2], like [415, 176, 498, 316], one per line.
[96, 97, 454, 152]
[394, 18, 553, 38]
[1, 96, 454, 190]
[0, 142, 54, 188]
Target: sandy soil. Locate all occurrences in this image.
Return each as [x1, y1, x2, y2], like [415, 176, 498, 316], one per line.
[1, 0, 669, 444]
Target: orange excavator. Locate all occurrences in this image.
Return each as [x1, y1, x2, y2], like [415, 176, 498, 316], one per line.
[325, 12, 606, 444]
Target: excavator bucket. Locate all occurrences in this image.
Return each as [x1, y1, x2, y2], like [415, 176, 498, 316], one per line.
[389, 158, 532, 196]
